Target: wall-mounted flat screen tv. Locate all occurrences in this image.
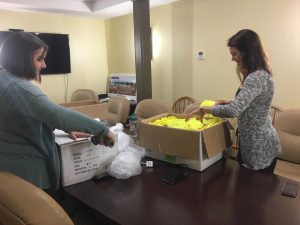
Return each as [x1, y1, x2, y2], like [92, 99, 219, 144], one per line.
[0, 31, 71, 75]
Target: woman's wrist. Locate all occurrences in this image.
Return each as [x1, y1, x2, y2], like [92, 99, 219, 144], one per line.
[201, 106, 213, 114]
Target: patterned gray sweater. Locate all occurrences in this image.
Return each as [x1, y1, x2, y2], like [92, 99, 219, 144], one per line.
[212, 70, 281, 170]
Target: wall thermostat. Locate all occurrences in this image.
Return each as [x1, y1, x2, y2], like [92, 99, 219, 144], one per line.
[197, 50, 205, 60]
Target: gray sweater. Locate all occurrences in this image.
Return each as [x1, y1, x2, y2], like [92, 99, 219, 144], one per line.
[213, 70, 281, 170]
[0, 70, 109, 191]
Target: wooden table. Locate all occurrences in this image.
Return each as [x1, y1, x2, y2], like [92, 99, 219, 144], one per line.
[64, 158, 300, 225]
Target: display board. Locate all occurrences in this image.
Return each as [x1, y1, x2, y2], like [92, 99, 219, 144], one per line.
[108, 74, 137, 103]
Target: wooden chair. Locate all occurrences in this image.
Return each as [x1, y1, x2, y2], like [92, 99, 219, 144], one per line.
[271, 105, 283, 125]
[172, 96, 196, 113]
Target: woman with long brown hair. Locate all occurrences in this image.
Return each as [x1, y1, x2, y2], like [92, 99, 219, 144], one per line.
[186, 29, 281, 172]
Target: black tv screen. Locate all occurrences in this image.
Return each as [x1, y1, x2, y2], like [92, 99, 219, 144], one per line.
[38, 33, 71, 74]
[0, 31, 71, 75]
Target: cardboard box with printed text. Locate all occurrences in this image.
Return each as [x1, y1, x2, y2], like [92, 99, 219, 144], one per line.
[57, 138, 117, 187]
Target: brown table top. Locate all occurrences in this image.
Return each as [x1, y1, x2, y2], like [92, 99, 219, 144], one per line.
[64, 158, 300, 225]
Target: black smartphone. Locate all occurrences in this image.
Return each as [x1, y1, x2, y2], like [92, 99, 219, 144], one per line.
[160, 170, 187, 185]
[281, 182, 298, 198]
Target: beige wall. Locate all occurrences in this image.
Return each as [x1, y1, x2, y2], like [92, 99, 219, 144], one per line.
[0, 10, 108, 103]
[172, 0, 193, 101]
[105, 14, 135, 74]
[192, 0, 300, 108]
[151, 5, 173, 101]
[107, 0, 300, 108]
[105, 4, 174, 102]
[2, 0, 300, 108]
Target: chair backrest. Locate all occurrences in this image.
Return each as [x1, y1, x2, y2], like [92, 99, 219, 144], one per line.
[135, 99, 173, 120]
[183, 102, 200, 114]
[270, 105, 283, 125]
[70, 89, 97, 102]
[107, 96, 130, 124]
[0, 172, 74, 225]
[172, 96, 196, 113]
[274, 110, 300, 164]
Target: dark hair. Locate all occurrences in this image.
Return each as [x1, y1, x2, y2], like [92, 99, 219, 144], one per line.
[227, 29, 271, 83]
[0, 31, 48, 82]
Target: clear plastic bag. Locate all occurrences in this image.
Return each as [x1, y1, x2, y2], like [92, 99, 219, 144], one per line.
[107, 147, 143, 179]
[107, 123, 145, 179]
[110, 123, 130, 152]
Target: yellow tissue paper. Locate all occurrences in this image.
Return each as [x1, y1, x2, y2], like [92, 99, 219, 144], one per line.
[149, 115, 222, 131]
[200, 99, 216, 107]
[149, 100, 224, 131]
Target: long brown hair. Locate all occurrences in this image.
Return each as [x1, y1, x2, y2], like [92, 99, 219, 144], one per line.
[228, 29, 272, 83]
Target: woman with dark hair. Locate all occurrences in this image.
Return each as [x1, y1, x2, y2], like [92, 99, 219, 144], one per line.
[186, 29, 281, 172]
[0, 32, 115, 194]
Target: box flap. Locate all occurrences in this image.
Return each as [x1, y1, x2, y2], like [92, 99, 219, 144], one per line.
[202, 122, 230, 158]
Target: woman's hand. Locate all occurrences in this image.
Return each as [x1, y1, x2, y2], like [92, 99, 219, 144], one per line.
[90, 130, 116, 147]
[185, 108, 203, 122]
[69, 131, 90, 140]
[185, 106, 213, 122]
[104, 130, 116, 146]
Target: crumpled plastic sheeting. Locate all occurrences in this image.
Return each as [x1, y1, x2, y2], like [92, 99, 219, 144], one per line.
[107, 147, 143, 179]
[108, 123, 145, 179]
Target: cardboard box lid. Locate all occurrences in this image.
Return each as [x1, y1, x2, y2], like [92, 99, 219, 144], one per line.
[139, 113, 231, 159]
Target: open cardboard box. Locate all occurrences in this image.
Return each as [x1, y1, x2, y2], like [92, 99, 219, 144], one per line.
[138, 113, 231, 171]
